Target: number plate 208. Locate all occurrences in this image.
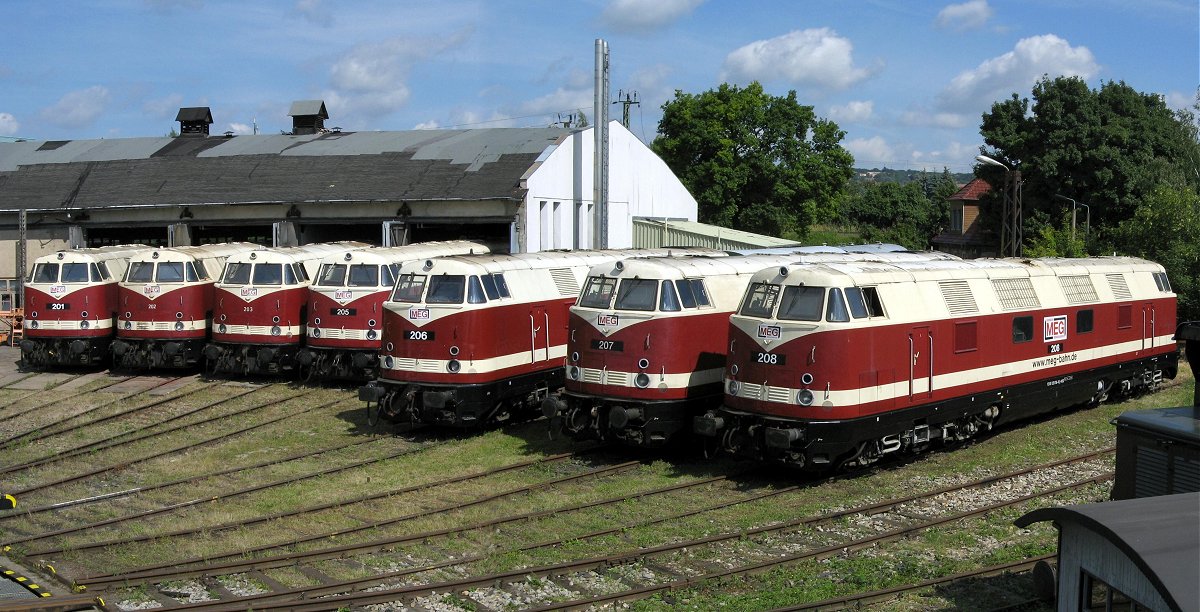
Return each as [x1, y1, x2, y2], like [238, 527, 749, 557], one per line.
[753, 351, 785, 365]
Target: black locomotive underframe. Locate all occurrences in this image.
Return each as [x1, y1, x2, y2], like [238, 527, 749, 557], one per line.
[295, 347, 377, 382]
[705, 352, 1179, 469]
[20, 336, 112, 367]
[561, 390, 721, 448]
[205, 342, 299, 375]
[111, 337, 206, 370]
[372, 367, 565, 428]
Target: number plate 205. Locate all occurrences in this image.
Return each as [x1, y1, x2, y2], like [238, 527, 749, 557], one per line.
[753, 351, 786, 365]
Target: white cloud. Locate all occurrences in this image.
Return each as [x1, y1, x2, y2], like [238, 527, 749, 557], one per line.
[721, 28, 876, 91]
[0, 112, 19, 136]
[40, 85, 111, 128]
[601, 0, 703, 32]
[843, 136, 896, 165]
[518, 87, 594, 120]
[413, 119, 441, 130]
[295, 0, 332, 26]
[935, 0, 993, 31]
[1164, 90, 1194, 111]
[937, 34, 1098, 113]
[143, 93, 185, 118]
[326, 31, 469, 120]
[901, 109, 972, 129]
[827, 100, 873, 123]
[226, 122, 254, 135]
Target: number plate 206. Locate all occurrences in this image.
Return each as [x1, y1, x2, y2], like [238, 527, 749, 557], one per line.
[406, 330, 435, 341]
[753, 351, 785, 365]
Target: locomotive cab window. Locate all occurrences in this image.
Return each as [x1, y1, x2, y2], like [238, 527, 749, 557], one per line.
[826, 288, 850, 322]
[32, 263, 58, 283]
[61, 263, 89, 283]
[1077, 309, 1094, 334]
[1153, 271, 1171, 292]
[579, 276, 618, 308]
[224, 263, 252, 285]
[392, 274, 427, 303]
[778, 286, 824, 322]
[1012, 316, 1033, 343]
[614, 278, 658, 311]
[253, 263, 283, 286]
[675, 278, 710, 309]
[659, 280, 681, 312]
[740, 282, 780, 318]
[157, 262, 185, 283]
[95, 262, 112, 281]
[480, 273, 503, 300]
[427, 275, 465, 304]
[283, 264, 298, 285]
[467, 276, 487, 304]
[293, 264, 309, 282]
[317, 264, 347, 287]
[381, 265, 396, 289]
[189, 262, 207, 281]
[348, 264, 379, 288]
[127, 262, 154, 283]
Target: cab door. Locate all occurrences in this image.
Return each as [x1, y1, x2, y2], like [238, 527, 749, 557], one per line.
[530, 306, 550, 363]
[907, 326, 933, 400]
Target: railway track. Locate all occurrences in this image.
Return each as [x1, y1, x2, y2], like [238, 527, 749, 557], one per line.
[44, 447, 1112, 610]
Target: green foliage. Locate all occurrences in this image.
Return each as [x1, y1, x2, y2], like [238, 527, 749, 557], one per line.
[1109, 184, 1200, 320]
[652, 82, 854, 239]
[838, 168, 957, 249]
[1022, 210, 1086, 258]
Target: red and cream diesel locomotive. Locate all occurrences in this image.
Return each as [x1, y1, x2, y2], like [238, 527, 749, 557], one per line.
[359, 248, 715, 427]
[693, 256, 1179, 471]
[545, 248, 960, 448]
[296, 241, 490, 381]
[111, 243, 260, 369]
[20, 245, 151, 367]
[203, 242, 369, 375]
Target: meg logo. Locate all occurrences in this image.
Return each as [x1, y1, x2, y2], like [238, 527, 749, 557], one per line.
[597, 313, 619, 326]
[757, 324, 782, 339]
[1043, 315, 1068, 342]
[409, 308, 430, 320]
[334, 289, 352, 301]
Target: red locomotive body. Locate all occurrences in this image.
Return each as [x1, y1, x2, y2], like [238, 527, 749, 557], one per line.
[360, 248, 704, 427]
[296, 241, 490, 381]
[694, 257, 1179, 471]
[111, 243, 259, 369]
[20, 245, 150, 367]
[204, 243, 367, 375]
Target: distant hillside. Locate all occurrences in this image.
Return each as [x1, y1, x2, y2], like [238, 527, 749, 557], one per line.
[853, 167, 974, 185]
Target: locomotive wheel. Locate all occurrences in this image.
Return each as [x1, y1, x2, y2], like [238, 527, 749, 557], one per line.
[365, 401, 380, 428]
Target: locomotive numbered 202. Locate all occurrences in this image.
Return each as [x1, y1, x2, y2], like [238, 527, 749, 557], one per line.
[694, 256, 1179, 471]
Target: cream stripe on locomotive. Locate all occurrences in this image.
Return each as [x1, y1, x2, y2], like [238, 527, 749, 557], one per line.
[124, 319, 209, 332]
[725, 333, 1176, 407]
[382, 344, 570, 375]
[573, 364, 723, 389]
[308, 327, 376, 341]
[216, 324, 304, 337]
[25, 319, 115, 331]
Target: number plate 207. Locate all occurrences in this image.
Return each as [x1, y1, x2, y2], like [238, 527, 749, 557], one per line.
[754, 351, 786, 365]
[590, 339, 624, 351]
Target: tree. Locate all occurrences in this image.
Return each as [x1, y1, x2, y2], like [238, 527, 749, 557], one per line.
[1109, 185, 1200, 320]
[978, 76, 1198, 251]
[837, 168, 957, 249]
[652, 82, 854, 238]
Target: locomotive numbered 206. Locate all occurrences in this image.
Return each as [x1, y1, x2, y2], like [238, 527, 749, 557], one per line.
[20, 245, 151, 367]
[360, 248, 716, 427]
[203, 242, 369, 375]
[548, 248, 960, 448]
[296, 241, 491, 381]
[694, 256, 1179, 471]
[111, 243, 260, 369]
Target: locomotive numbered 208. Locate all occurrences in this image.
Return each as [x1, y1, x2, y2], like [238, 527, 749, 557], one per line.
[694, 256, 1179, 471]
[203, 242, 369, 375]
[20, 245, 151, 367]
[296, 241, 491, 381]
[548, 248, 960, 448]
[360, 248, 714, 427]
[111, 243, 260, 369]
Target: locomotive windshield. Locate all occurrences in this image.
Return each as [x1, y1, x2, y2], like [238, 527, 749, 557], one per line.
[316, 263, 347, 287]
[223, 262, 252, 285]
[392, 273, 426, 302]
[30, 263, 59, 283]
[614, 278, 658, 311]
[739, 282, 780, 318]
[427, 275, 465, 304]
[348, 265, 379, 287]
[579, 276, 617, 308]
[156, 262, 186, 283]
[127, 262, 154, 283]
[252, 263, 284, 285]
[777, 286, 824, 321]
[61, 263, 90, 283]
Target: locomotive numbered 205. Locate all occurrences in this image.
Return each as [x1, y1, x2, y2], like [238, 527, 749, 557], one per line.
[20, 245, 151, 367]
[548, 248, 960, 448]
[695, 256, 1179, 471]
[360, 248, 716, 427]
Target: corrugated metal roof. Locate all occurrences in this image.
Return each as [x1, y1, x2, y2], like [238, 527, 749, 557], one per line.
[632, 219, 800, 250]
[0, 127, 575, 212]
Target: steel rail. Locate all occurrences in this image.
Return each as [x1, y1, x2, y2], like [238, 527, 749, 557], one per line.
[0, 375, 134, 425]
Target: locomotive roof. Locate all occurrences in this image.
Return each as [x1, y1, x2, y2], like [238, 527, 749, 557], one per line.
[594, 250, 963, 281]
[764, 256, 1165, 286]
[129, 242, 260, 262]
[397, 248, 717, 275]
[226, 242, 369, 264]
[36, 244, 151, 263]
[315, 240, 491, 265]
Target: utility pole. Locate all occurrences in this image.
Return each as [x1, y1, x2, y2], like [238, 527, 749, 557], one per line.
[593, 39, 610, 250]
[17, 207, 26, 309]
[613, 89, 639, 128]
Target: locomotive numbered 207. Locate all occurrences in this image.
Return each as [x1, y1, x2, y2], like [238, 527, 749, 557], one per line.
[360, 248, 716, 427]
[111, 243, 260, 369]
[547, 248, 960, 448]
[694, 256, 1179, 471]
[203, 242, 368, 375]
[20, 245, 151, 367]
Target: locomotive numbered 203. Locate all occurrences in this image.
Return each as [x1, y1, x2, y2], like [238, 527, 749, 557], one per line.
[360, 248, 716, 427]
[20, 245, 151, 367]
[694, 256, 1179, 471]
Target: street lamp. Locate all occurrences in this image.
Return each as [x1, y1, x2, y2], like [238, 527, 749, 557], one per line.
[975, 155, 1023, 257]
[1053, 194, 1091, 243]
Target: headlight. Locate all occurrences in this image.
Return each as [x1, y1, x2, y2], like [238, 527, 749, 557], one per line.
[638, 358, 650, 369]
[730, 364, 739, 376]
[568, 365, 581, 380]
[635, 372, 650, 388]
[449, 345, 460, 356]
[313, 317, 321, 325]
[311, 328, 321, 337]
[571, 351, 579, 363]
[80, 320, 90, 329]
[384, 356, 394, 368]
[728, 380, 739, 395]
[124, 321, 132, 330]
[366, 329, 377, 340]
[28, 320, 39, 329]
[798, 389, 814, 406]
[271, 326, 282, 336]
[801, 372, 814, 385]
[386, 342, 394, 352]
[174, 321, 185, 332]
[218, 324, 228, 334]
[447, 359, 461, 373]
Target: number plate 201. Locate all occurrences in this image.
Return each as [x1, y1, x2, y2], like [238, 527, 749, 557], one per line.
[753, 351, 785, 365]
[590, 339, 624, 351]
[406, 330, 435, 341]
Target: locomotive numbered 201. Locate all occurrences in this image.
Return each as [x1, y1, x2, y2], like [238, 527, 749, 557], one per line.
[694, 256, 1179, 471]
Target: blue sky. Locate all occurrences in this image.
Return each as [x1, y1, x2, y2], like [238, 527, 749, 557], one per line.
[2, 0, 1195, 172]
